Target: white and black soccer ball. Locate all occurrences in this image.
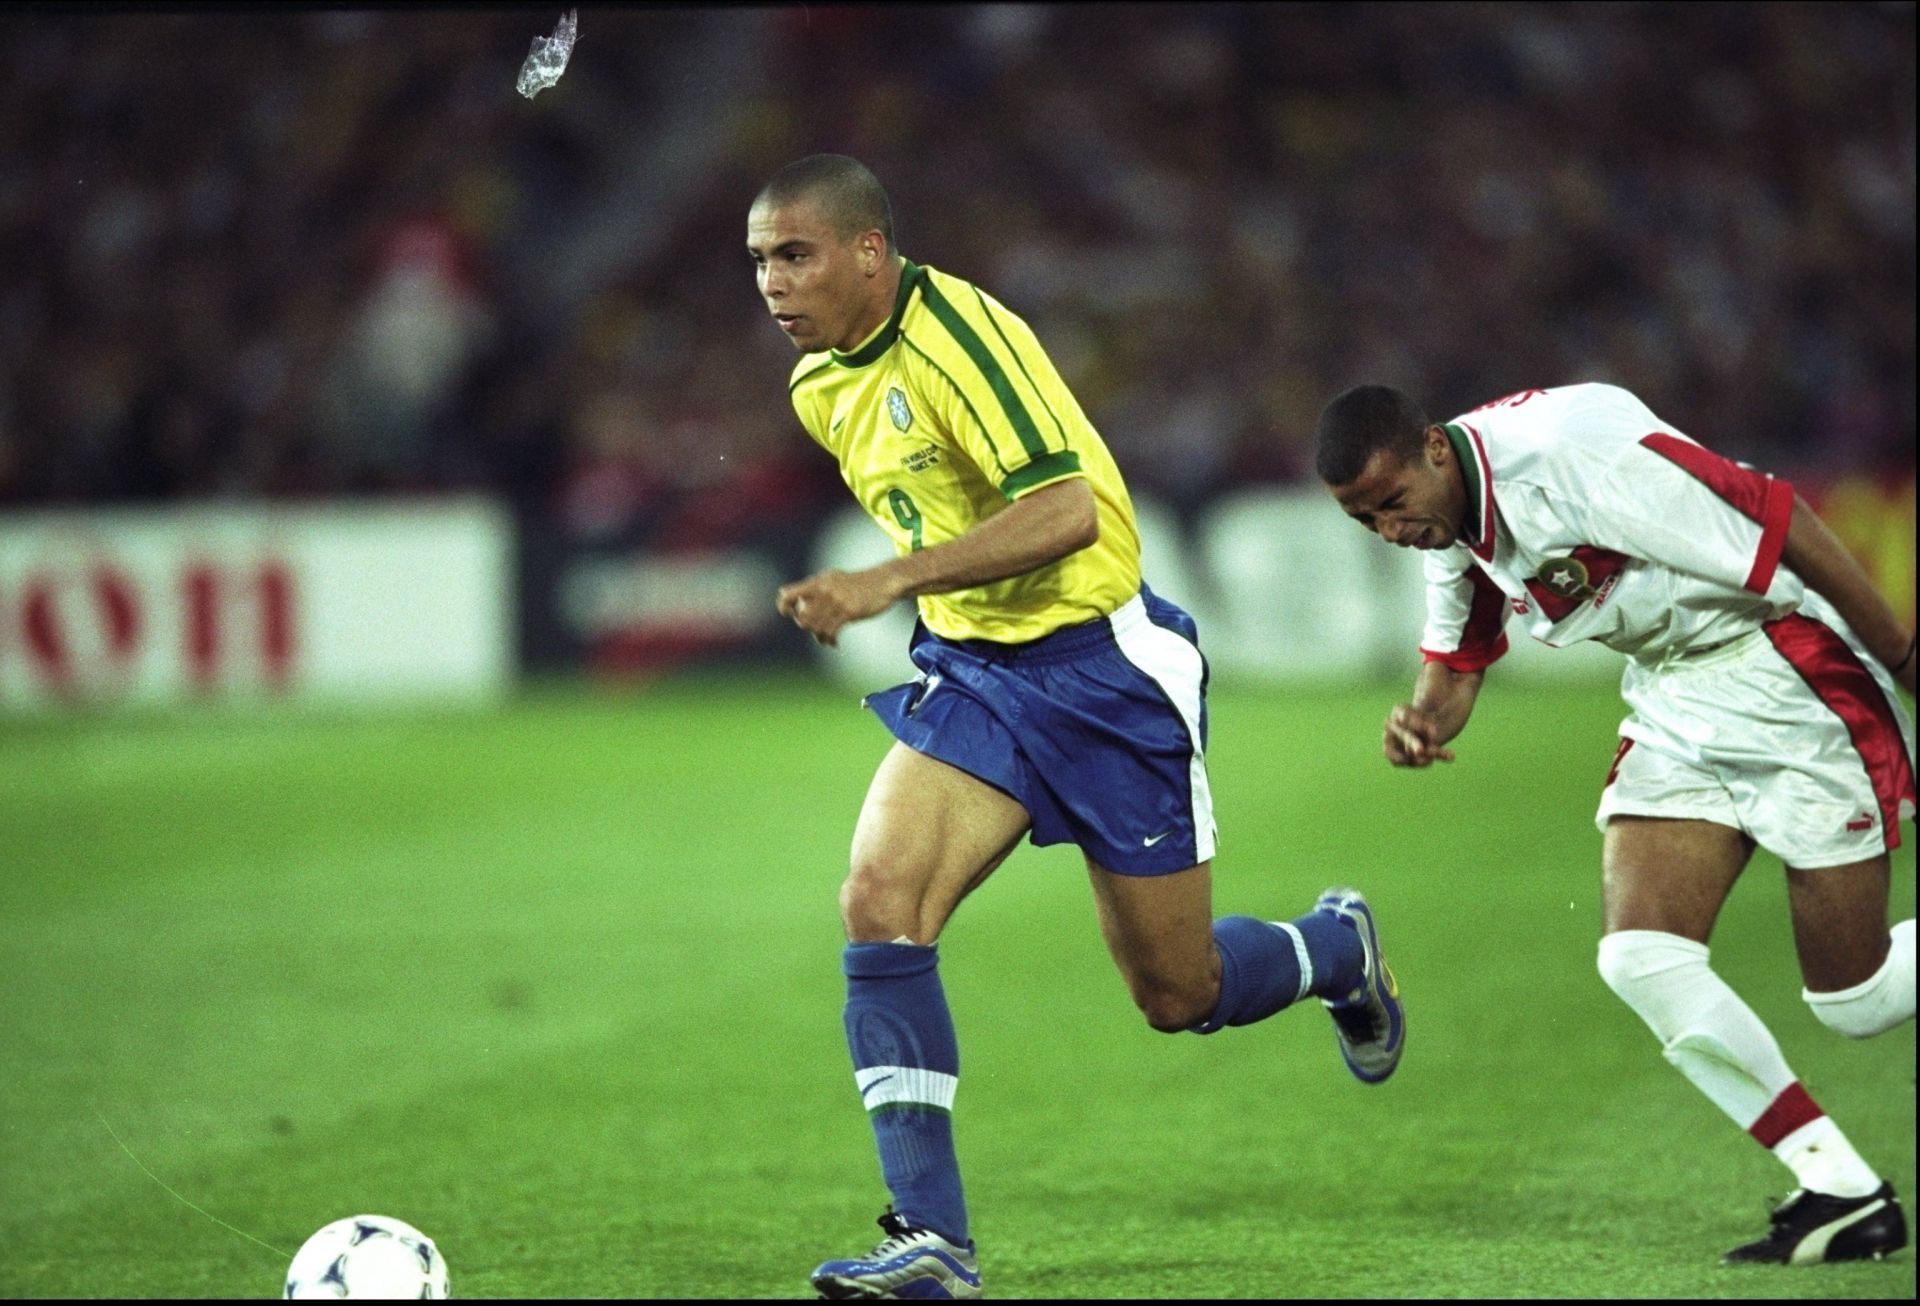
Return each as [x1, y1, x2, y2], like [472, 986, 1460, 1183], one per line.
[285, 1214, 450, 1299]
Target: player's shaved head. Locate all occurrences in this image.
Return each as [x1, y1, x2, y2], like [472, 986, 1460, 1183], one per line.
[747, 155, 904, 354]
[1314, 385, 1432, 486]
[754, 154, 894, 248]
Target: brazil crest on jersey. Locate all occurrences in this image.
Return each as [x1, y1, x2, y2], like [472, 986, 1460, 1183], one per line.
[788, 261, 1141, 643]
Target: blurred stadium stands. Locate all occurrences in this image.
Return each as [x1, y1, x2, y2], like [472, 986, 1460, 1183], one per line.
[0, 4, 1912, 694]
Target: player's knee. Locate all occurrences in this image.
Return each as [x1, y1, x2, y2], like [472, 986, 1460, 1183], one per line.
[1803, 918, 1915, 1039]
[1805, 991, 1900, 1039]
[1596, 929, 1710, 1020]
[1804, 962, 1914, 1039]
[838, 864, 921, 942]
[1137, 995, 1207, 1034]
[1595, 929, 1651, 999]
[1129, 977, 1215, 1034]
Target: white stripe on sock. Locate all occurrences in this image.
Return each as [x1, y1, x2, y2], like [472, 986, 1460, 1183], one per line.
[1274, 921, 1313, 1002]
[855, 1065, 958, 1112]
[1772, 1116, 1882, 1199]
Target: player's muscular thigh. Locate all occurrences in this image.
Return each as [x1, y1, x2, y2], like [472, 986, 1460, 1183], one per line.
[843, 743, 1031, 944]
[1784, 856, 1892, 992]
[1602, 816, 1752, 943]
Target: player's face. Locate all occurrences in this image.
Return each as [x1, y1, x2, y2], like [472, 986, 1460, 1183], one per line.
[1330, 430, 1469, 550]
[747, 198, 876, 353]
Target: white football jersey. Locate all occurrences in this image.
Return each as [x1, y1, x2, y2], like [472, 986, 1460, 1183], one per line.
[1419, 383, 1802, 668]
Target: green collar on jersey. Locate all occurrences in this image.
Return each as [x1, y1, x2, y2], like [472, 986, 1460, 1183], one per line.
[1442, 422, 1483, 548]
[832, 259, 927, 369]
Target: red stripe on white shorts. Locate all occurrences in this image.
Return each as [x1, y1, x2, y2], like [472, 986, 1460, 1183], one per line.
[1603, 737, 1634, 789]
[1763, 613, 1915, 853]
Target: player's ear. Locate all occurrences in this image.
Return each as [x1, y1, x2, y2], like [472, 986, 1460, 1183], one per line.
[861, 230, 886, 275]
[1424, 425, 1451, 466]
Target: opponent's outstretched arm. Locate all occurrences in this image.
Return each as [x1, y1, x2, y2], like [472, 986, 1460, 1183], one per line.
[1781, 493, 1917, 695]
[778, 478, 1098, 646]
[1385, 661, 1484, 767]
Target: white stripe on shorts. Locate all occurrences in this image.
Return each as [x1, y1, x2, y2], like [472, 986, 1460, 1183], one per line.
[1108, 594, 1218, 863]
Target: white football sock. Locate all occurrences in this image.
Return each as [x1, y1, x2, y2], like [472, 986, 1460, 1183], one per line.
[1803, 917, 1916, 1039]
[1596, 930, 1880, 1195]
[1771, 1116, 1882, 1199]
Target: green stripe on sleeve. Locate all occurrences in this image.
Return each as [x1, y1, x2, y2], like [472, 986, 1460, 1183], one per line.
[900, 333, 1010, 478]
[920, 277, 1051, 460]
[972, 286, 1069, 450]
[999, 450, 1082, 499]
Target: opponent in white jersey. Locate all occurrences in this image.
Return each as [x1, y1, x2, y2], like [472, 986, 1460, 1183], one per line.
[1316, 382, 1916, 1267]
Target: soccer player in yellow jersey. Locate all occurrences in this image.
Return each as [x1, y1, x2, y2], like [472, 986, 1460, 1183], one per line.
[748, 155, 1405, 1300]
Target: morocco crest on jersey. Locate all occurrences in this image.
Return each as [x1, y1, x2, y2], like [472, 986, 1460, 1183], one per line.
[1536, 556, 1593, 600]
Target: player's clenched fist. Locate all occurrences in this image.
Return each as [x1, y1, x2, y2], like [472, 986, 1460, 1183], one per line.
[1383, 704, 1455, 767]
[777, 568, 901, 647]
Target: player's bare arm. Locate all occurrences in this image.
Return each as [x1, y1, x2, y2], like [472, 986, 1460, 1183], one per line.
[1779, 493, 1917, 695]
[1385, 660, 1482, 767]
[778, 478, 1099, 646]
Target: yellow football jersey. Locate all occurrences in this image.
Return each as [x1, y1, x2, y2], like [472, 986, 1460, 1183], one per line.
[789, 261, 1141, 643]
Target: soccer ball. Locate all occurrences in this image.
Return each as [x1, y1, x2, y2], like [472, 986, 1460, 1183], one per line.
[285, 1214, 450, 1299]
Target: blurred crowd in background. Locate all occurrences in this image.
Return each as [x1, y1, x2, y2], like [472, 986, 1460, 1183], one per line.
[2, 3, 1913, 538]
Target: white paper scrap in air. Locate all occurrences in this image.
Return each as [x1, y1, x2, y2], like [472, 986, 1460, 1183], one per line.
[516, 10, 578, 99]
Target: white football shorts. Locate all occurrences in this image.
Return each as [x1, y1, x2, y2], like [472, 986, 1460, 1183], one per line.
[1596, 600, 1916, 868]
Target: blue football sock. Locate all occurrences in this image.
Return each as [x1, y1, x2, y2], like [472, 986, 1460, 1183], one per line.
[1195, 912, 1365, 1033]
[842, 941, 968, 1246]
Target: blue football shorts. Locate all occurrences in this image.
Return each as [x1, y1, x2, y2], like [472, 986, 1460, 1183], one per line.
[863, 585, 1217, 875]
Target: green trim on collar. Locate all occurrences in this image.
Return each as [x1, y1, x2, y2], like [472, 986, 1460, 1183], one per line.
[1442, 422, 1483, 548]
[788, 356, 835, 395]
[833, 260, 925, 369]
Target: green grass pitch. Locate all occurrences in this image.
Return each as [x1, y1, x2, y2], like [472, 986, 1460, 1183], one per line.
[1, 673, 1912, 1299]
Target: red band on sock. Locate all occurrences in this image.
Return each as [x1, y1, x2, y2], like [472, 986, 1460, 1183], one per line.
[1749, 1082, 1824, 1149]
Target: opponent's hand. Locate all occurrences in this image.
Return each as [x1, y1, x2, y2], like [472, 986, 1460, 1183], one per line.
[776, 568, 900, 647]
[1383, 704, 1455, 767]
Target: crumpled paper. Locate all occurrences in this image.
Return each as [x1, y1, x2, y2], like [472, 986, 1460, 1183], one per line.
[516, 10, 578, 100]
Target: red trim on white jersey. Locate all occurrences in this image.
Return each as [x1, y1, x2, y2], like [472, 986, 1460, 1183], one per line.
[1747, 479, 1794, 593]
[1458, 422, 1497, 563]
[1421, 643, 1507, 673]
[1639, 433, 1794, 594]
[1763, 613, 1915, 852]
[1420, 564, 1510, 671]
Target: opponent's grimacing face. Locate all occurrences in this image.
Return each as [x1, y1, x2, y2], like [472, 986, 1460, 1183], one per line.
[1331, 430, 1468, 550]
[747, 197, 875, 353]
